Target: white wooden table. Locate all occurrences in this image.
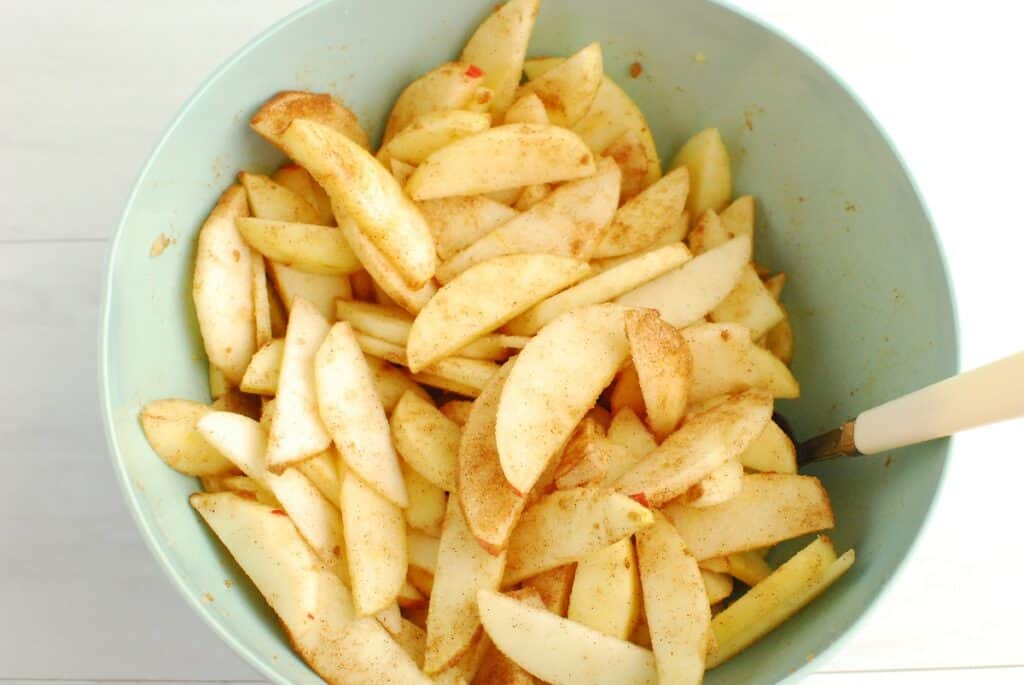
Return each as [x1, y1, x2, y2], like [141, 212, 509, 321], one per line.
[2, 1, 1022, 683]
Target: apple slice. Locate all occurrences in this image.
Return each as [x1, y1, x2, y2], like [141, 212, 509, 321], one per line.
[460, 0, 540, 114]
[239, 338, 283, 395]
[738, 421, 797, 474]
[504, 488, 653, 585]
[615, 236, 751, 327]
[524, 58, 661, 189]
[424, 499, 506, 673]
[516, 42, 602, 127]
[265, 298, 332, 471]
[383, 62, 485, 142]
[711, 266, 785, 340]
[139, 399, 234, 476]
[408, 254, 588, 371]
[702, 569, 734, 605]
[280, 119, 437, 289]
[363, 356, 431, 414]
[391, 391, 461, 492]
[663, 474, 835, 560]
[475, 588, 545, 685]
[635, 512, 711, 685]
[504, 91, 548, 124]
[457, 363, 526, 554]
[682, 323, 756, 405]
[336, 216, 437, 314]
[750, 344, 800, 398]
[624, 308, 693, 440]
[478, 589, 657, 685]
[567, 538, 641, 639]
[340, 471, 407, 615]
[707, 537, 854, 668]
[315, 321, 407, 506]
[605, 129, 651, 203]
[721, 195, 755, 238]
[403, 462, 446, 537]
[435, 158, 619, 282]
[604, 408, 657, 482]
[190, 492, 430, 685]
[417, 195, 518, 260]
[505, 243, 690, 336]
[554, 421, 612, 490]
[671, 128, 731, 217]
[684, 458, 743, 508]
[594, 166, 690, 258]
[407, 529, 440, 575]
[239, 172, 322, 225]
[251, 255, 273, 348]
[439, 400, 473, 426]
[521, 565, 576, 617]
[192, 184, 255, 384]
[272, 163, 335, 226]
[294, 448, 342, 510]
[614, 389, 773, 507]
[385, 110, 491, 165]
[236, 218, 361, 276]
[406, 124, 596, 201]
[726, 550, 774, 586]
[267, 261, 350, 321]
[497, 304, 630, 494]
[250, 90, 369, 151]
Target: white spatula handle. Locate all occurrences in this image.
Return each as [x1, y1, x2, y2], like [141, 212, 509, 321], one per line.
[852, 351, 1024, 454]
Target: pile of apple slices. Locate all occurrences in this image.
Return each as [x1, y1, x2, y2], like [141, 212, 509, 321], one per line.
[138, 0, 853, 682]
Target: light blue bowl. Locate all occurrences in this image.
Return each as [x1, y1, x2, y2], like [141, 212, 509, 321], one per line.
[100, 1, 958, 682]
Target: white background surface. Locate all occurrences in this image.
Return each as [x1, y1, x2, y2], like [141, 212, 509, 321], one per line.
[1, 1, 1022, 683]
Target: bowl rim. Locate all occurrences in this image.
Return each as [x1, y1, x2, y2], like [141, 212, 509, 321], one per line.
[98, 0, 961, 682]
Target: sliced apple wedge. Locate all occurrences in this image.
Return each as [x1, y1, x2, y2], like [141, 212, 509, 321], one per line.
[390, 391, 461, 492]
[616, 235, 751, 327]
[739, 421, 797, 474]
[625, 308, 693, 440]
[710, 266, 785, 340]
[475, 588, 544, 685]
[385, 110, 491, 165]
[524, 58, 661, 188]
[663, 474, 835, 560]
[265, 298, 332, 471]
[252, 255, 273, 348]
[682, 323, 756, 405]
[407, 254, 588, 371]
[424, 499, 506, 673]
[139, 399, 235, 476]
[685, 457, 744, 508]
[567, 538, 641, 640]
[478, 589, 657, 685]
[671, 127, 731, 217]
[417, 195, 518, 260]
[315, 321, 407, 506]
[192, 184, 255, 384]
[407, 529, 440, 575]
[521, 565, 576, 617]
[503, 91, 548, 125]
[614, 389, 773, 507]
[383, 62, 485, 143]
[236, 218, 361, 276]
[504, 488, 653, 585]
[636, 512, 711, 685]
[340, 471, 408, 616]
[457, 363, 526, 554]
[406, 124, 596, 201]
[707, 537, 853, 667]
[239, 338, 284, 395]
[435, 158, 619, 282]
[504, 243, 690, 335]
[721, 195, 756, 238]
[239, 172, 322, 225]
[272, 163, 335, 226]
[267, 261, 350, 321]
[250, 90, 369, 151]
[403, 462, 446, 537]
[336, 215, 437, 314]
[294, 448, 342, 510]
[497, 304, 630, 494]
[605, 408, 657, 482]
[594, 166, 690, 258]
[460, 0, 540, 114]
[605, 129, 652, 203]
[280, 119, 437, 289]
[363, 356, 431, 414]
[702, 569, 734, 605]
[517, 42, 602, 127]
[750, 344, 800, 398]
[190, 492, 430, 685]
[726, 550, 774, 586]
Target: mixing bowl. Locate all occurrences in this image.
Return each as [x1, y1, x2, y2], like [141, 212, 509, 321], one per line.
[100, 0, 958, 682]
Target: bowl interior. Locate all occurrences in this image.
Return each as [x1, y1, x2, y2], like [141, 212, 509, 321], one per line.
[101, 1, 957, 683]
